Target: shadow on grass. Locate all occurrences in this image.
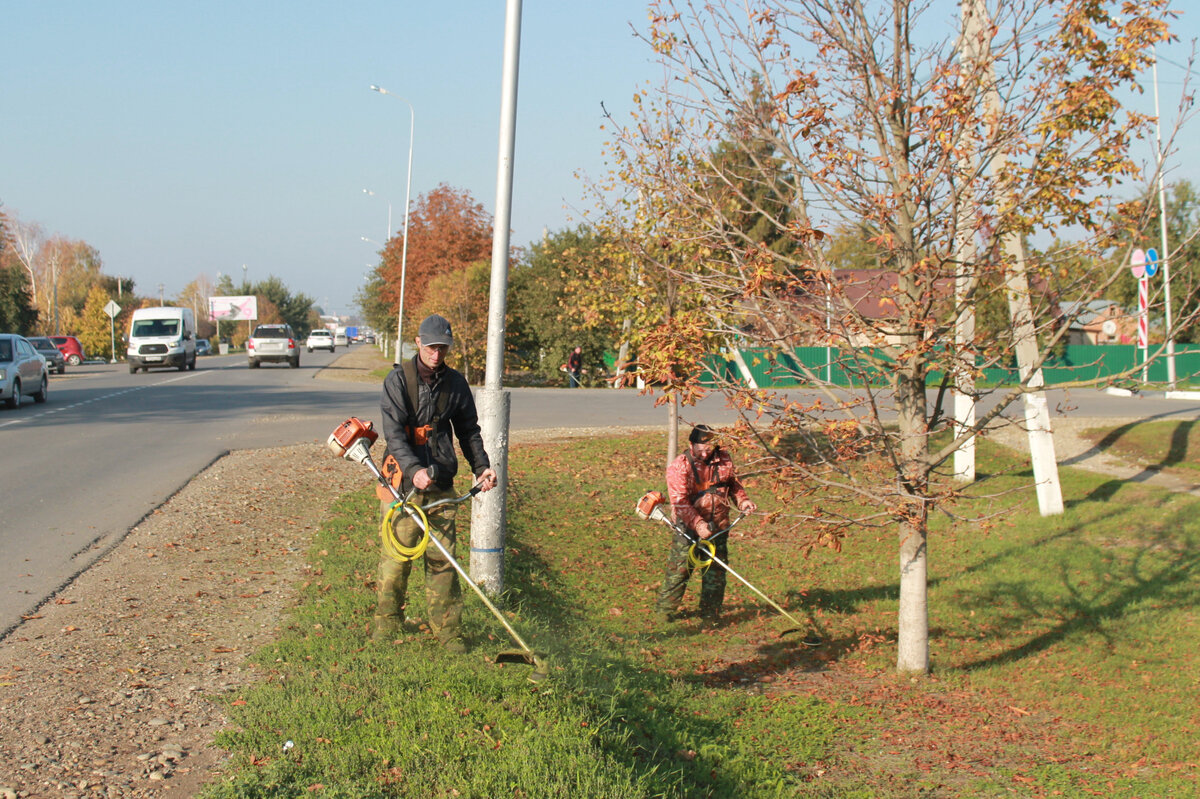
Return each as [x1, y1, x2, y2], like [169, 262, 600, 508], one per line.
[1066, 416, 1200, 474]
[954, 503, 1200, 671]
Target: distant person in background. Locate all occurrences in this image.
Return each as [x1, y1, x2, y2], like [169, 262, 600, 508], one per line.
[567, 346, 583, 388]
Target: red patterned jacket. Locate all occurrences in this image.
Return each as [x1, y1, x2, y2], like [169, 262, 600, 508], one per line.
[666, 448, 750, 535]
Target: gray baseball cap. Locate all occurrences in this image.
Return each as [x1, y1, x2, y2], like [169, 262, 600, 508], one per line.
[418, 314, 453, 346]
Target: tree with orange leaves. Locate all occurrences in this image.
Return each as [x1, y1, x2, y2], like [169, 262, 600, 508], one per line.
[593, 0, 1192, 674]
[372, 184, 494, 343]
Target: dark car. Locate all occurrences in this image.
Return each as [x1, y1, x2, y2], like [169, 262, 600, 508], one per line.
[26, 336, 67, 374]
[50, 335, 86, 366]
[196, 339, 212, 356]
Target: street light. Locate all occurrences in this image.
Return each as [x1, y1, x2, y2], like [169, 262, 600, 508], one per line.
[1151, 43, 1177, 388]
[363, 189, 392, 245]
[370, 83, 415, 363]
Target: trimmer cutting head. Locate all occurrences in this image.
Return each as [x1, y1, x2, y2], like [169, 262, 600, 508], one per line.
[496, 650, 550, 683]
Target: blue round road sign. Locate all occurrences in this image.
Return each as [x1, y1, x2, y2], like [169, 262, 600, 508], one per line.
[1145, 247, 1159, 278]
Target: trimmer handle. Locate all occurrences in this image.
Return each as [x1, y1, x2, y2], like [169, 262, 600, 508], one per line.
[414, 481, 485, 513]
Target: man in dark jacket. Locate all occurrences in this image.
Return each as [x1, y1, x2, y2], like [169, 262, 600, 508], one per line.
[374, 314, 498, 652]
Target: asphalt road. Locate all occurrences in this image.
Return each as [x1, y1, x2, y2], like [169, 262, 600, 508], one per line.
[0, 349, 378, 638]
[0, 349, 742, 638]
[3, 348, 1199, 639]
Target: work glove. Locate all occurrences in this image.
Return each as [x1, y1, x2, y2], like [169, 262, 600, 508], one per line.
[696, 521, 712, 539]
[739, 500, 757, 514]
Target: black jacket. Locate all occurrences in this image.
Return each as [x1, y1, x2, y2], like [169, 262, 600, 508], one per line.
[380, 356, 491, 492]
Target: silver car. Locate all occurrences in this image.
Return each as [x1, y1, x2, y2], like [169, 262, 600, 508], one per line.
[0, 334, 50, 408]
[247, 324, 299, 368]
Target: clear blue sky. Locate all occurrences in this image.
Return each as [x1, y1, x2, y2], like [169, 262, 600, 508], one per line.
[1, 0, 658, 317]
[2, 2, 1196, 318]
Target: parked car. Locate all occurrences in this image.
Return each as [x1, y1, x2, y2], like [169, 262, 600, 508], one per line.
[0, 334, 49, 408]
[247, 324, 299, 368]
[196, 339, 212, 356]
[50, 335, 85, 366]
[26, 336, 67, 374]
[307, 329, 335, 352]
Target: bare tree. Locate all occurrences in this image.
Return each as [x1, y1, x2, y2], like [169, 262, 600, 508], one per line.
[7, 215, 45, 303]
[594, 0, 1192, 673]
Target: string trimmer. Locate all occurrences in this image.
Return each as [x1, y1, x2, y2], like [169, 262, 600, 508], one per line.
[637, 491, 821, 645]
[328, 417, 549, 682]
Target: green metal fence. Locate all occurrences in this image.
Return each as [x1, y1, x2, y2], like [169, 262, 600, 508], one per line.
[700, 344, 1200, 388]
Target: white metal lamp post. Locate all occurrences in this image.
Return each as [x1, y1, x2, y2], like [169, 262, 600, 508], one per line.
[1151, 43, 1177, 388]
[369, 84, 415, 363]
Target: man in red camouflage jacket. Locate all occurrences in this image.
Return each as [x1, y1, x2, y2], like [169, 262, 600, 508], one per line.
[654, 424, 757, 622]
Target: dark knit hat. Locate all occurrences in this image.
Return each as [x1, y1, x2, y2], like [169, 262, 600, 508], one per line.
[688, 424, 716, 444]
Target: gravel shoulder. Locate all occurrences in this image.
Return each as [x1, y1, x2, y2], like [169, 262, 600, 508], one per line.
[0, 443, 367, 799]
[0, 351, 1189, 798]
[0, 349, 389, 799]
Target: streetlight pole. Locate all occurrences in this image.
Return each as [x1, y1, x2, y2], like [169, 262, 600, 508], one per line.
[473, 0, 524, 595]
[1151, 43, 1176, 388]
[370, 84, 415, 363]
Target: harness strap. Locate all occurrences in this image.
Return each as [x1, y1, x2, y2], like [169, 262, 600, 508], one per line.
[376, 358, 453, 500]
[399, 358, 450, 443]
[685, 450, 732, 507]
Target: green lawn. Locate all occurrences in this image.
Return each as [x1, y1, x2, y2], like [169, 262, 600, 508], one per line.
[202, 431, 1199, 798]
[1079, 418, 1200, 478]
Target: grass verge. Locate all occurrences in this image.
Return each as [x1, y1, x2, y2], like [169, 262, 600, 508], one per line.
[202, 433, 1199, 798]
[1079, 418, 1200, 479]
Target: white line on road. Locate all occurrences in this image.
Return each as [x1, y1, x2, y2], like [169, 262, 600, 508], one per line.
[0, 371, 204, 429]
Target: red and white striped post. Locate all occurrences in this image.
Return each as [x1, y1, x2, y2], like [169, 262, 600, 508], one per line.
[1131, 249, 1148, 382]
[1138, 276, 1149, 382]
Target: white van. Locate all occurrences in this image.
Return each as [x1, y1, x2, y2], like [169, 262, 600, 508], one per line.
[127, 306, 197, 373]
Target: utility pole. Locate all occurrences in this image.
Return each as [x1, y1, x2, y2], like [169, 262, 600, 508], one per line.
[471, 0, 523, 594]
[961, 0, 1062, 514]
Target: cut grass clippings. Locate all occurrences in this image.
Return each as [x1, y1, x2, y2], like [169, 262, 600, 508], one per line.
[203, 432, 1199, 798]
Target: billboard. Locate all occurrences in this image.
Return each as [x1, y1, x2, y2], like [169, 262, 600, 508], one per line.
[209, 295, 258, 322]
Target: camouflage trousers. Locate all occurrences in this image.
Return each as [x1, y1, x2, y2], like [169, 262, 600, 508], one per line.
[655, 531, 728, 617]
[375, 487, 462, 642]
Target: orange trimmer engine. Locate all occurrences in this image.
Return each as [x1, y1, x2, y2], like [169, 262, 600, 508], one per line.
[636, 491, 672, 525]
[327, 416, 379, 458]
